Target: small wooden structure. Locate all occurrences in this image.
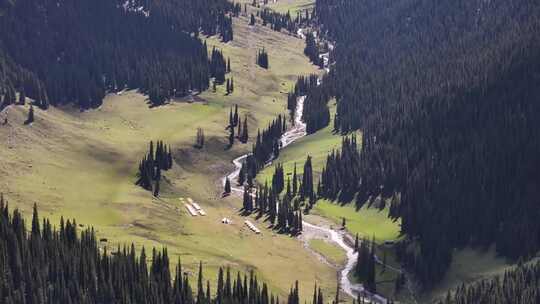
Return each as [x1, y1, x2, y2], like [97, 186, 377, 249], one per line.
[191, 202, 206, 216]
[244, 220, 261, 234]
[185, 204, 198, 216]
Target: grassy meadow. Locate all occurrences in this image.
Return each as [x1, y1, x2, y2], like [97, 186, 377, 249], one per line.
[309, 239, 346, 266]
[263, 0, 315, 14]
[0, 0, 511, 302]
[0, 5, 343, 302]
[257, 102, 342, 185]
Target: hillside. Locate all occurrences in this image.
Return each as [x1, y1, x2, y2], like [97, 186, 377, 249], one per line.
[0, 202, 317, 303]
[309, 0, 540, 289]
[2, 0, 539, 303]
[0, 1, 341, 301]
[0, 0, 235, 108]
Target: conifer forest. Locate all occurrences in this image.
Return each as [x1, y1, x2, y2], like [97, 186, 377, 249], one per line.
[1, 0, 539, 303]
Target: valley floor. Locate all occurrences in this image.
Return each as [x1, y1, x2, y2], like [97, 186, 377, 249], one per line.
[0, 0, 520, 303]
[0, 3, 337, 301]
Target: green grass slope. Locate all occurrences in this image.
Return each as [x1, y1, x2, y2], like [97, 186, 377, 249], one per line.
[264, 0, 315, 14]
[257, 102, 341, 184]
[0, 9, 338, 302]
[309, 239, 346, 266]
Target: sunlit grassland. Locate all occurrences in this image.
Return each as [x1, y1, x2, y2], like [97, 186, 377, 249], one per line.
[0, 12, 336, 302]
[309, 239, 346, 266]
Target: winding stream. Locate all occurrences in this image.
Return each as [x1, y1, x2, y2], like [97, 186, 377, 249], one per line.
[219, 27, 400, 302]
[221, 95, 393, 303]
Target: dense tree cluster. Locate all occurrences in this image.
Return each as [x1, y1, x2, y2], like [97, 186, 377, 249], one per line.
[300, 156, 316, 209]
[227, 104, 248, 147]
[438, 262, 540, 304]
[227, 112, 283, 186]
[0, 198, 317, 303]
[256, 49, 269, 69]
[0, 0, 235, 109]
[245, 154, 315, 234]
[287, 73, 332, 135]
[354, 237, 377, 293]
[303, 32, 322, 67]
[259, 7, 314, 29]
[287, 75, 318, 120]
[233, 115, 307, 235]
[258, 9, 300, 34]
[271, 163, 285, 194]
[136, 141, 173, 196]
[293, 75, 319, 96]
[218, 13, 234, 43]
[243, 182, 303, 235]
[318, 135, 360, 203]
[250, 115, 286, 172]
[314, 0, 540, 286]
[210, 47, 228, 85]
[301, 85, 331, 134]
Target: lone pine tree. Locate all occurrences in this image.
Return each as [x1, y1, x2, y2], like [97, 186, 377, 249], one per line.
[228, 125, 235, 147]
[195, 127, 205, 149]
[233, 104, 239, 126]
[240, 115, 248, 143]
[224, 177, 232, 194]
[24, 104, 34, 125]
[300, 156, 314, 201]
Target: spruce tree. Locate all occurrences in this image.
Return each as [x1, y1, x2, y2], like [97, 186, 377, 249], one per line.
[228, 125, 235, 147]
[241, 115, 249, 143]
[24, 104, 34, 125]
[197, 262, 205, 304]
[238, 163, 246, 185]
[292, 163, 298, 195]
[224, 178, 231, 194]
[233, 104, 239, 126]
[196, 127, 205, 148]
[153, 177, 160, 197]
[237, 116, 242, 138]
